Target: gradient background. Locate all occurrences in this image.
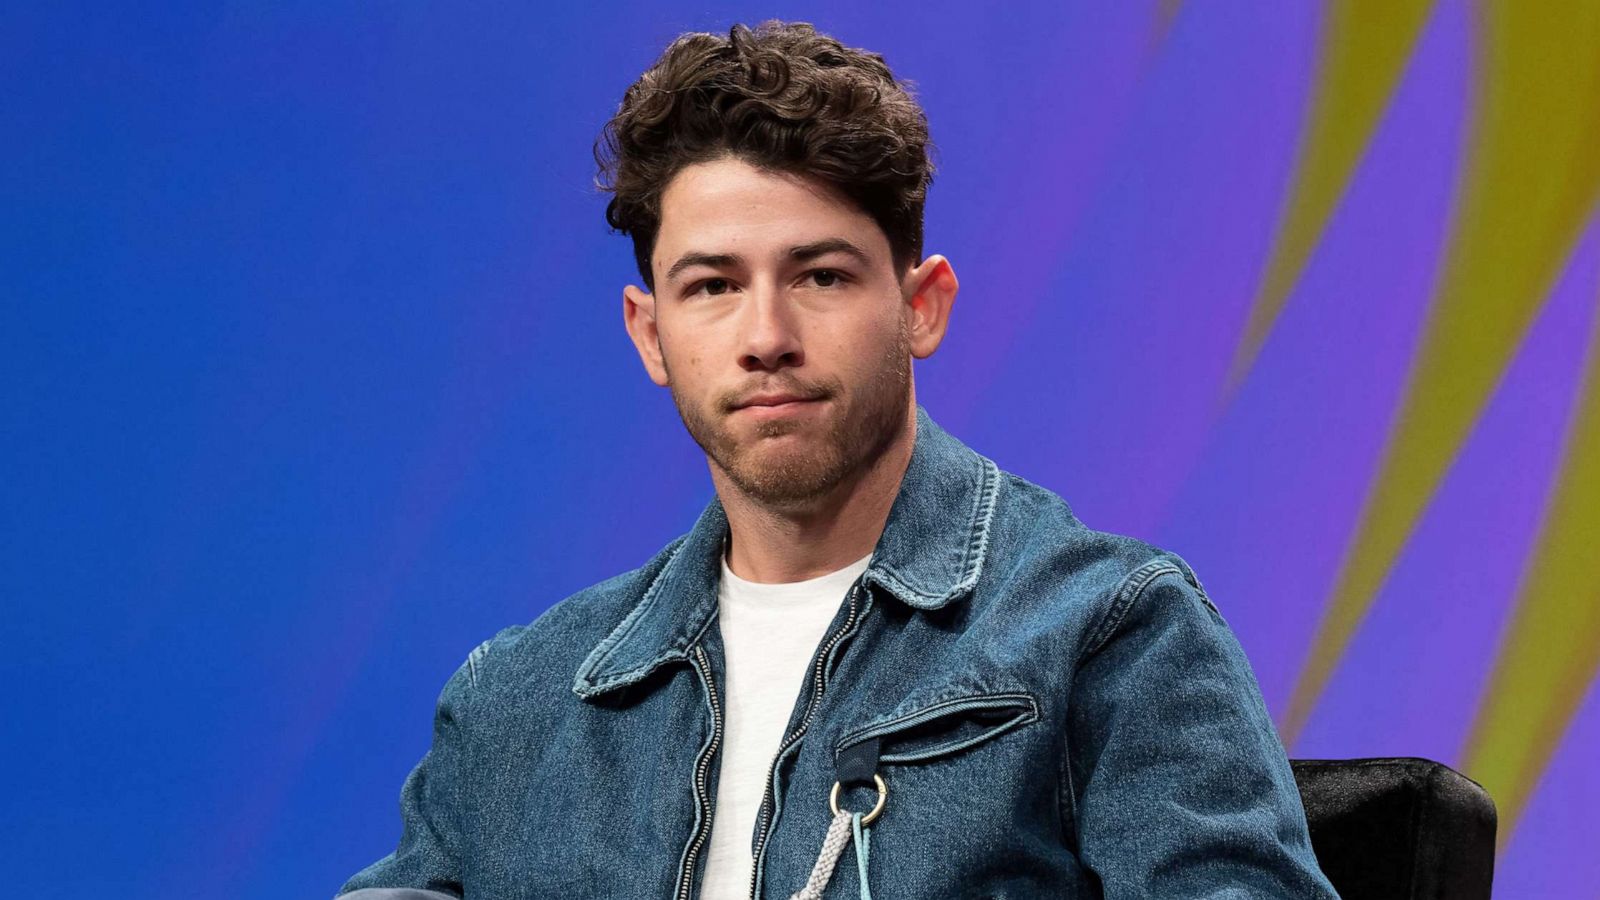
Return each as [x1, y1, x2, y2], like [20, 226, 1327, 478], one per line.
[4, 2, 1597, 897]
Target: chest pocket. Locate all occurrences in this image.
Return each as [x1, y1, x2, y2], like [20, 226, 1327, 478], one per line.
[833, 691, 1040, 765]
[820, 690, 1049, 900]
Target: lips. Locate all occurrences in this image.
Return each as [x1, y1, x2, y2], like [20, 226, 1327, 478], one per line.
[732, 390, 819, 408]
[732, 394, 825, 421]
[737, 393, 818, 409]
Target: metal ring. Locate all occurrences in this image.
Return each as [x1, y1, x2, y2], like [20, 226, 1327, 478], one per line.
[829, 773, 888, 825]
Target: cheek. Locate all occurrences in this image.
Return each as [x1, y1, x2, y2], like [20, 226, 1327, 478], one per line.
[836, 317, 901, 366]
[657, 328, 702, 374]
[662, 319, 717, 369]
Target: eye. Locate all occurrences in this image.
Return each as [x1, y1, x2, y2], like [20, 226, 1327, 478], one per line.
[691, 277, 733, 297]
[807, 269, 846, 288]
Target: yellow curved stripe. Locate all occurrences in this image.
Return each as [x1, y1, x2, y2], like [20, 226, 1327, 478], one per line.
[1223, 0, 1435, 396]
[1281, 0, 1600, 745]
[1461, 279, 1600, 845]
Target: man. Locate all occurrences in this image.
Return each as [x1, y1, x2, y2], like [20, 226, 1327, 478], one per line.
[339, 20, 1339, 900]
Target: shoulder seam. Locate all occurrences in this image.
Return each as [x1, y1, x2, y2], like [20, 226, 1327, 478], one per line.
[465, 637, 494, 689]
[1081, 559, 1184, 658]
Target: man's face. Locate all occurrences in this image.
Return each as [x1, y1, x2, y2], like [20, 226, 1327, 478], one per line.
[633, 155, 914, 510]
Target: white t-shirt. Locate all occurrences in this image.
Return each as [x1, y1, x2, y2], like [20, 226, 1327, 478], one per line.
[697, 544, 874, 900]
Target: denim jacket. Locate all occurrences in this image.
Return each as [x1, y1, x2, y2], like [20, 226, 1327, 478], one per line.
[340, 404, 1339, 899]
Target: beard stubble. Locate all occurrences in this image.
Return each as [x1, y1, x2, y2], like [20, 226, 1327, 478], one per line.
[665, 318, 913, 510]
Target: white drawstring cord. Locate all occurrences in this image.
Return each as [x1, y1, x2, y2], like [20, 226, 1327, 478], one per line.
[788, 809, 873, 900]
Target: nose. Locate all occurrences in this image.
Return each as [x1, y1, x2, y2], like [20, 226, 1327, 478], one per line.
[738, 283, 804, 373]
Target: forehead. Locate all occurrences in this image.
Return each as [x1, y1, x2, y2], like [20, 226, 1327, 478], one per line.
[654, 157, 890, 267]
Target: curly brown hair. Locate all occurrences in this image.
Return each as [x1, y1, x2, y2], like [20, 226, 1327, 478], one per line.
[594, 20, 935, 292]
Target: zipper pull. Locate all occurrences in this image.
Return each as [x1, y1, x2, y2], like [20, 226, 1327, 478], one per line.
[787, 740, 886, 899]
[836, 737, 881, 900]
[850, 812, 873, 900]
[835, 737, 881, 792]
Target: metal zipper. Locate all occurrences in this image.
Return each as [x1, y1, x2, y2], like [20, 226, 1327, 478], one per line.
[677, 644, 724, 900]
[746, 578, 866, 899]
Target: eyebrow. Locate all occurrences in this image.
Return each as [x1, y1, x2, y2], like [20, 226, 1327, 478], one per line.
[663, 238, 874, 285]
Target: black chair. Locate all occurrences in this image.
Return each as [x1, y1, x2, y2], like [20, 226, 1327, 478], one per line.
[1291, 757, 1497, 900]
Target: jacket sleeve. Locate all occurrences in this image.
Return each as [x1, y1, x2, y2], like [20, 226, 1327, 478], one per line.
[1065, 557, 1339, 899]
[337, 645, 483, 899]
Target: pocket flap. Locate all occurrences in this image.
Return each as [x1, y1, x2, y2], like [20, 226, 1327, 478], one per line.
[835, 692, 1039, 765]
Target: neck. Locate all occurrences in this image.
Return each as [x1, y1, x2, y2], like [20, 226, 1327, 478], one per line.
[712, 401, 916, 584]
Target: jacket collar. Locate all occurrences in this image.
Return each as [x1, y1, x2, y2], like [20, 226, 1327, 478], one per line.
[572, 403, 1001, 699]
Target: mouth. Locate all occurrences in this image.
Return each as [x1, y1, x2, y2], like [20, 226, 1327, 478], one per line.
[734, 395, 824, 419]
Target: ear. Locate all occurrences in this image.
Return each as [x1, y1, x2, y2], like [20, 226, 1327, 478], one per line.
[622, 283, 671, 387]
[901, 254, 959, 359]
